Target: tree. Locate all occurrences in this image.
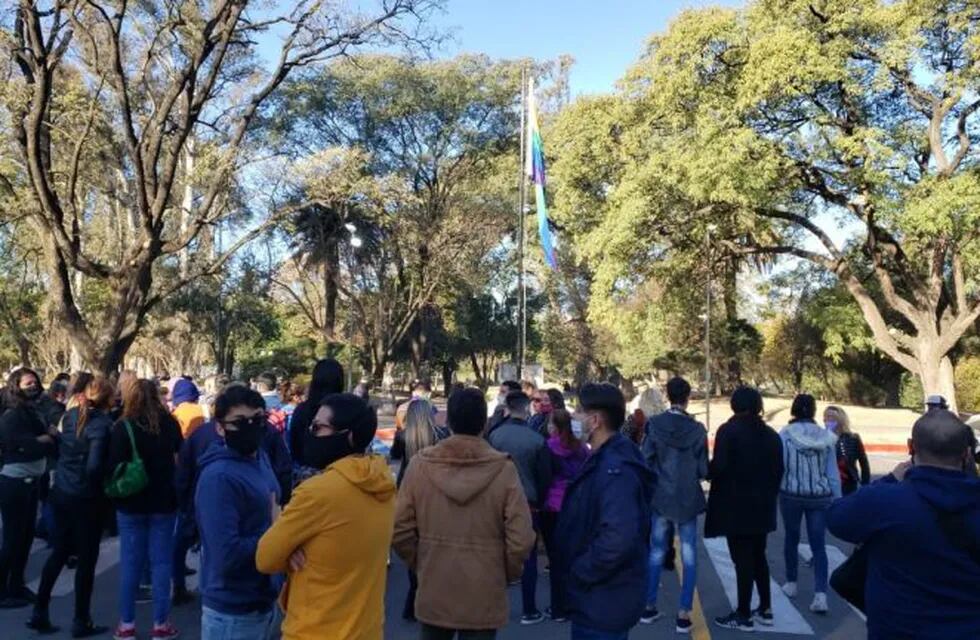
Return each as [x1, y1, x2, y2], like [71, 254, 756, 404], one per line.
[276, 55, 526, 382]
[592, 0, 980, 410]
[0, 0, 438, 372]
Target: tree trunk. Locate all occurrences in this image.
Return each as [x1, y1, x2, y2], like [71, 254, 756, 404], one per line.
[722, 261, 741, 389]
[919, 353, 958, 413]
[323, 243, 339, 344]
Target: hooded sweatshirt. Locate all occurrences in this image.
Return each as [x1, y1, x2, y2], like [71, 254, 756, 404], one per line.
[827, 466, 980, 639]
[643, 409, 709, 523]
[256, 454, 395, 640]
[545, 435, 588, 512]
[392, 435, 535, 630]
[780, 420, 841, 500]
[172, 379, 204, 438]
[195, 442, 280, 615]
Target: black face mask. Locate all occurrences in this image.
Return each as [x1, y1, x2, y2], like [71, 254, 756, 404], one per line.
[20, 386, 41, 401]
[222, 416, 265, 457]
[306, 432, 353, 470]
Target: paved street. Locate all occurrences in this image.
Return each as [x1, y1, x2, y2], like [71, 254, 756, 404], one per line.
[1, 454, 904, 640]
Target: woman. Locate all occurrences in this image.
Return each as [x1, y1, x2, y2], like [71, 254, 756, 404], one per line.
[779, 394, 841, 614]
[825, 405, 870, 496]
[287, 359, 344, 475]
[107, 379, 183, 640]
[392, 399, 449, 621]
[0, 368, 56, 609]
[28, 376, 114, 637]
[705, 387, 784, 632]
[542, 408, 588, 622]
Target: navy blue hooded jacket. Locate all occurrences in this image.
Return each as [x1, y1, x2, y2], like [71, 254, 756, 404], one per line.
[195, 442, 281, 615]
[176, 420, 292, 514]
[827, 466, 980, 640]
[555, 432, 653, 633]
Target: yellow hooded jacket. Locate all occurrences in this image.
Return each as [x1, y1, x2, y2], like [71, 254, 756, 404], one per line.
[256, 454, 396, 640]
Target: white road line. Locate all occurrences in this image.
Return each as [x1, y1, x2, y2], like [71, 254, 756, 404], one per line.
[797, 543, 867, 621]
[703, 537, 815, 635]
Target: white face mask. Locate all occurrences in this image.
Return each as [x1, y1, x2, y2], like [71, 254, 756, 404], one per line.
[570, 419, 583, 438]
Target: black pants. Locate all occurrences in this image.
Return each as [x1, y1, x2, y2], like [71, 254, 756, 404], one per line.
[0, 475, 40, 596]
[726, 534, 771, 618]
[419, 624, 496, 640]
[540, 510, 565, 616]
[403, 568, 418, 620]
[36, 492, 104, 621]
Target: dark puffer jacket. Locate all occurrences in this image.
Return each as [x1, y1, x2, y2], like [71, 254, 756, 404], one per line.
[53, 406, 111, 499]
[555, 433, 653, 633]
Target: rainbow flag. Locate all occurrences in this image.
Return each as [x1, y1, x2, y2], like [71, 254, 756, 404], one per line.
[525, 77, 558, 270]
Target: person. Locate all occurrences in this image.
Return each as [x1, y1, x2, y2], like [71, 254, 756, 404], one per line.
[395, 381, 435, 432]
[640, 377, 708, 633]
[487, 391, 552, 625]
[521, 380, 537, 398]
[540, 408, 588, 623]
[827, 410, 980, 639]
[0, 368, 57, 609]
[554, 383, 653, 640]
[389, 398, 450, 621]
[528, 389, 554, 438]
[256, 393, 395, 640]
[107, 379, 183, 640]
[824, 405, 870, 495]
[196, 385, 281, 640]
[171, 378, 205, 438]
[779, 394, 841, 614]
[488, 380, 521, 434]
[392, 387, 534, 639]
[287, 358, 344, 473]
[705, 386, 784, 632]
[34, 375, 73, 544]
[27, 376, 114, 637]
[173, 383, 292, 604]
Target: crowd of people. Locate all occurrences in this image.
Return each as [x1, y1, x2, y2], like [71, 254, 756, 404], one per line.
[0, 361, 978, 640]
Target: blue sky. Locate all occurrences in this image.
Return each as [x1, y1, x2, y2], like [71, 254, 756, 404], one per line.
[432, 0, 744, 95]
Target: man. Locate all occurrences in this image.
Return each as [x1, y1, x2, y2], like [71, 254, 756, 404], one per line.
[195, 385, 281, 639]
[488, 380, 521, 434]
[827, 410, 980, 640]
[487, 391, 552, 625]
[528, 389, 554, 438]
[173, 383, 292, 604]
[640, 377, 708, 633]
[555, 383, 653, 640]
[393, 387, 534, 639]
[253, 373, 282, 412]
[171, 378, 205, 438]
[256, 393, 395, 640]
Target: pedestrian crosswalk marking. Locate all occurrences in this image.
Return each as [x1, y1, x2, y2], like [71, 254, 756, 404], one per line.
[703, 537, 815, 635]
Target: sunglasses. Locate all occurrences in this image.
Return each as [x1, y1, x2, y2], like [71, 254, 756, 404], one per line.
[222, 414, 266, 431]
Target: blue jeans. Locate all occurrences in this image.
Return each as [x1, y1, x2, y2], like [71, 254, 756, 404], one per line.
[647, 515, 698, 611]
[780, 495, 829, 593]
[570, 624, 629, 639]
[172, 511, 196, 592]
[201, 606, 276, 640]
[117, 511, 176, 625]
[521, 510, 540, 616]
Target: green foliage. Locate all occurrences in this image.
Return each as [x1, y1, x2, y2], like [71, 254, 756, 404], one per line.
[955, 357, 980, 414]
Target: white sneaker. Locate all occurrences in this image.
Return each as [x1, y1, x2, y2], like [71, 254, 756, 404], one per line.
[781, 582, 798, 598]
[810, 593, 828, 614]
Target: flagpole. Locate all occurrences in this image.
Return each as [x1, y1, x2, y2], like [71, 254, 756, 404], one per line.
[517, 67, 527, 381]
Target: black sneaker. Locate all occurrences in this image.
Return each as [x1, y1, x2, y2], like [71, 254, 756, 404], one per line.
[171, 589, 196, 607]
[544, 607, 568, 623]
[676, 617, 693, 634]
[71, 620, 110, 638]
[520, 612, 545, 626]
[135, 586, 153, 604]
[640, 606, 663, 624]
[752, 607, 774, 627]
[26, 611, 60, 635]
[715, 611, 755, 632]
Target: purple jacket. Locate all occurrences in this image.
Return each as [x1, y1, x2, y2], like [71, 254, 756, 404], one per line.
[545, 435, 588, 512]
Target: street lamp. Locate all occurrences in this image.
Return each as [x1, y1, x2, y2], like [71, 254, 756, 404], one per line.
[704, 223, 718, 433]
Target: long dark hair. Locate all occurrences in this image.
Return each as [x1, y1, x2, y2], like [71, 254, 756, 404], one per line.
[5, 367, 40, 408]
[307, 358, 345, 407]
[122, 379, 168, 434]
[550, 408, 581, 451]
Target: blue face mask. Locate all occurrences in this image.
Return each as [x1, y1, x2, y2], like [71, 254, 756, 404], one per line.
[826, 420, 838, 433]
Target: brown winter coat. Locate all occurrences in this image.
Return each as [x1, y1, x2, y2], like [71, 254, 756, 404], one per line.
[392, 434, 535, 631]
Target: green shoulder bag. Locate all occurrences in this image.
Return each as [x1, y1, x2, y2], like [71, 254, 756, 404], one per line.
[104, 420, 149, 499]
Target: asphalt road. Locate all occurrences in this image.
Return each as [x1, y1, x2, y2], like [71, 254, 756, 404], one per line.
[1, 454, 905, 640]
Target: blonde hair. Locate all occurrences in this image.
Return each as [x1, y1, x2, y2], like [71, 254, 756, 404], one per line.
[404, 399, 438, 459]
[825, 405, 851, 434]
